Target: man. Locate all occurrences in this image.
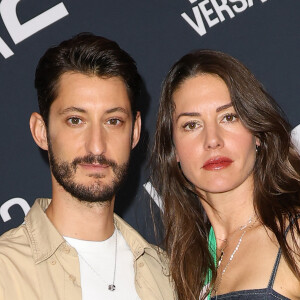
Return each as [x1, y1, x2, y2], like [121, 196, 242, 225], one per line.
[0, 33, 175, 300]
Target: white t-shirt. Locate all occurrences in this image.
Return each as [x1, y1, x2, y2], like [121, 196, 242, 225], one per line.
[65, 229, 141, 300]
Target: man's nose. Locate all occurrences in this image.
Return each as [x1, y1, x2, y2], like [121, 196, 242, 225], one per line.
[85, 124, 106, 155]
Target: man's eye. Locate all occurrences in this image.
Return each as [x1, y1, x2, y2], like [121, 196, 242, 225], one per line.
[67, 117, 82, 125]
[183, 121, 200, 131]
[107, 118, 122, 126]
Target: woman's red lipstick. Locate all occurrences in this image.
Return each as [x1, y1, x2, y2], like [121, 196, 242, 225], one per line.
[202, 157, 233, 171]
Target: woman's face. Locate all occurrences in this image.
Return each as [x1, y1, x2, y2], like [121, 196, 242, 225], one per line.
[172, 74, 259, 195]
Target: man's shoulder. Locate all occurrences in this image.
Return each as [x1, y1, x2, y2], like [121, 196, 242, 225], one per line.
[0, 224, 35, 283]
[0, 225, 43, 299]
[0, 224, 31, 258]
[0, 223, 29, 247]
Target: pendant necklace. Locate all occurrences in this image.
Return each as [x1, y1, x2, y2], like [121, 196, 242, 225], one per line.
[217, 245, 226, 269]
[214, 215, 257, 297]
[216, 235, 229, 269]
[67, 228, 118, 291]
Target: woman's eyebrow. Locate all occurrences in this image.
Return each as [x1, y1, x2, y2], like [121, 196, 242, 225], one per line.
[216, 103, 232, 112]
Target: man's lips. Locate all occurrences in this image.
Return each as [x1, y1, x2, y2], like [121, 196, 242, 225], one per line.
[202, 157, 233, 171]
[79, 163, 109, 171]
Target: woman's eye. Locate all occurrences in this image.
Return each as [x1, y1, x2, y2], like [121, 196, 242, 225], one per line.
[183, 121, 200, 131]
[67, 117, 82, 125]
[107, 118, 122, 126]
[222, 113, 238, 123]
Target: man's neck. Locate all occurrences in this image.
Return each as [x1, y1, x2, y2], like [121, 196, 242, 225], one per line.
[46, 187, 115, 241]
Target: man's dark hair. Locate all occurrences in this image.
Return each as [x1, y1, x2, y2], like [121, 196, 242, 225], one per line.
[35, 33, 141, 125]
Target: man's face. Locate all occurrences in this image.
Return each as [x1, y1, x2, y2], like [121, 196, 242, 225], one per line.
[45, 72, 140, 203]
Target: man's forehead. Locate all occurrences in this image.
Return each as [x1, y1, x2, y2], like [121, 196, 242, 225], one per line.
[51, 72, 132, 113]
[56, 71, 127, 93]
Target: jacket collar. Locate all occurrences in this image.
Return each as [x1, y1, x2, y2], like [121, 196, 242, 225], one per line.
[24, 198, 65, 264]
[25, 198, 160, 264]
[114, 214, 157, 260]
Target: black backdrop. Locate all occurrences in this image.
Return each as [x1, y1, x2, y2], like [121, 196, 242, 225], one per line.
[0, 0, 299, 241]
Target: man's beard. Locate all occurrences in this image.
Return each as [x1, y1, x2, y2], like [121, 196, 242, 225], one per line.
[48, 142, 129, 204]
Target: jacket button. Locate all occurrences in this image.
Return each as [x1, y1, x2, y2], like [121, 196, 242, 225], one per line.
[64, 248, 70, 254]
[50, 260, 56, 265]
[138, 262, 144, 268]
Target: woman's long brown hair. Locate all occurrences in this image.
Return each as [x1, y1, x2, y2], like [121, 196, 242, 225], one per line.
[150, 50, 300, 300]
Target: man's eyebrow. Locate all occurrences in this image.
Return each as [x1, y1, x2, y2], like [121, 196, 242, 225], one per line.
[216, 103, 232, 112]
[58, 106, 130, 115]
[176, 112, 201, 122]
[106, 107, 130, 115]
[59, 107, 86, 115]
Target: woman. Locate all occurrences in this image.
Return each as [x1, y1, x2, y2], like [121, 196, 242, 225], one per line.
[151, 50, 300, 300]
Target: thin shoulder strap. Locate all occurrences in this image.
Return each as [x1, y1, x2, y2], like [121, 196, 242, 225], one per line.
[267, 248, 282, 288]
[267, 214, 300, 288]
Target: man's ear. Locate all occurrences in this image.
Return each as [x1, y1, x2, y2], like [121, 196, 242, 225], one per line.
[131, 112, 141, 149]
[29, 112, 48, 150]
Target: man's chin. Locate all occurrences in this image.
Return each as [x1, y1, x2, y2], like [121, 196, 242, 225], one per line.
[76, 196, 114, 206]
[69, 188, 114, 204]
[63, 181, 116, 204]
[72, 175, 108, 186]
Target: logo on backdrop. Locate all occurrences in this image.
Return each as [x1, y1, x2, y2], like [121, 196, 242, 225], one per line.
[0, 0, 69, 59]
[291, 124, 300, 153]
[181, 0, 270, 37]
[0, 198, 30, 222]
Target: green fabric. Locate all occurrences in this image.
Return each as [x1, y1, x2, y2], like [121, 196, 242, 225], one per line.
[206, 226, 217, 300]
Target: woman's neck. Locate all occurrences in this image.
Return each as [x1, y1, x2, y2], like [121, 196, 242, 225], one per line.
[200, 182, 256, 242]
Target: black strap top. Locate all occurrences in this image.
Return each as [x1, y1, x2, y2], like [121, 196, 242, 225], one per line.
[211, 216, 299, 300]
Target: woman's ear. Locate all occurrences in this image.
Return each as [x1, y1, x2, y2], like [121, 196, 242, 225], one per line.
[175, 150, 180, 162]
[29, 112, 48, 150]
[255, 137, 261, 147]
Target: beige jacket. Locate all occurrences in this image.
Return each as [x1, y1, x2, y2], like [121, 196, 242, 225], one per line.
[0, 198, 176, 300]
